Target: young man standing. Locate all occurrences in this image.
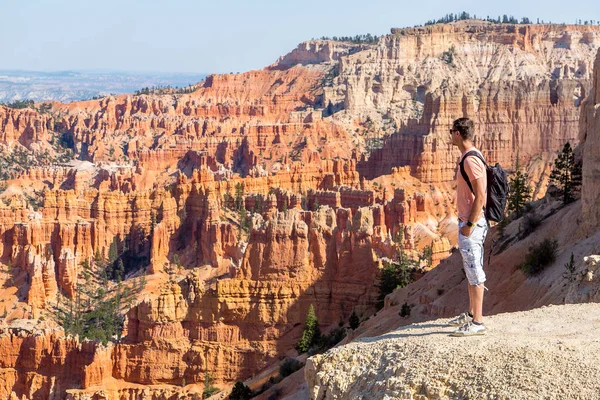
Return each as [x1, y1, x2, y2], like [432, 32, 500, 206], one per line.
[448, 117, 489, 336]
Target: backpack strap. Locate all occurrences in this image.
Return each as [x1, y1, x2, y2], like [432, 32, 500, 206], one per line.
[459, 150, 488, 194]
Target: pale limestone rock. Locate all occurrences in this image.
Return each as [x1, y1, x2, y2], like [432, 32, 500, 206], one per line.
[306, 304, 600, 400]
[583, 255, 600, 281]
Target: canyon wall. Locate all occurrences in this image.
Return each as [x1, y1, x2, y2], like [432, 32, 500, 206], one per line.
[581, 48, 600, 231]
[0, 323, 111, 400]
[327, 22, 600, 183]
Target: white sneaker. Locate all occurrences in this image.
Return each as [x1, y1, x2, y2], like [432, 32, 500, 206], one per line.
[447, 312, 472, 327]
[450, 321, 487, 337]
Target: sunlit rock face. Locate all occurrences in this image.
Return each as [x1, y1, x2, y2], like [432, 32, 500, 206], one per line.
[581, 48, 600, 231]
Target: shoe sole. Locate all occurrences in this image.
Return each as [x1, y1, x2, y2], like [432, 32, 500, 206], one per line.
[447, 321, 469, 327]
[450, 330, 487, 337]
[447, 319, 472, 327]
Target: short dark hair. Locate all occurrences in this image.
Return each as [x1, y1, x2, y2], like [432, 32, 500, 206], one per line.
[452, 118, 475, 141]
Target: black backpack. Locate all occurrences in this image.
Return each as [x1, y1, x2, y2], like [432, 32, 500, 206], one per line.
[459, 150, 508, 222]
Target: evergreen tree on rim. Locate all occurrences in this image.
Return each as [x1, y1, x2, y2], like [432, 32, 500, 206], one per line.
[549, 142, 582, 205]
[507, 154, 532, 218]
[296, 304, 321, 353]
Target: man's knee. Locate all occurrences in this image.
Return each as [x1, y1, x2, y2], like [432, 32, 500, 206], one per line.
[470, 282, 488, 291]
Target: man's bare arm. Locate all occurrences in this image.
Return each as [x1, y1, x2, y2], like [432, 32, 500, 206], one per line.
[468, 176, 486, 223]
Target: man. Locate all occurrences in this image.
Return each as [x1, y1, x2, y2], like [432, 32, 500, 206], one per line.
[448, 117, 489, 336]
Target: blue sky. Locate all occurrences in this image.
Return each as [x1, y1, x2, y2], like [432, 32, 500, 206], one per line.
[1, 0, 598, 74]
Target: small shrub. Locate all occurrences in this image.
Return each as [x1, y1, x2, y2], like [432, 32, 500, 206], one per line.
[229, 381, 252, 400]
[399, 302, 411, 318]
[496, 216, 510, 238]
[377, 257, 415, 309]
[260, 381, 273, 393]
[2, 99, 35, 109]
[267, 387, 283, 400]
[319, 326, 347, 350]
[519, 212, 541, 238]
[279, 358, 303, 377]
[436, 288, 445, 296]
[202, 373, 220, 399]
[259, 376, 282, 395]
[519, 239, 558, 276]
[441, 46, 455, 64]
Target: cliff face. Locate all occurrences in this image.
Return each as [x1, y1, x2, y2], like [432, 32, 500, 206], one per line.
[326, 22, 600, 183]
[0, 106, 51, 148]
[114, 205, 381, 386]
[0, 176, 391, 397]
[581, 48, 600, 231]
[0, 323, 111, 400]
[273, 40, 374, 69]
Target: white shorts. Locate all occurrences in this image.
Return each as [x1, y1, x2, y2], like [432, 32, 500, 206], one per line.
[458, 216, 488, 286]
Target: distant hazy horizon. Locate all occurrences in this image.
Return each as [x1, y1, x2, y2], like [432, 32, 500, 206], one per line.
[0, 70, 207, 103]
[0, 68, 211, 75]
[2, 0, 599, 74]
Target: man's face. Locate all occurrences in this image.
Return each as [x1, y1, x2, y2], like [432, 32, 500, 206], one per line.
[450, 127, 459, 146]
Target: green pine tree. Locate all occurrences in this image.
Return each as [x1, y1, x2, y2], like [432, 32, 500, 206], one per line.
[349, 310, 360, 330]
[419, 245, 433, 268]
[254, 196, 263, 213]
[507, 155, 532, 217]
[150, 211, 157, 232]
[296, 304, 321, 353]
[377, 255, 415, 310]
[202, 372, 219, 399]
[173, 253, 182, 268]
[563, 252, 576, 282]
[549, 142, 582, 205]
[115, 259, 125, 283]
[108, 237, 119, 264]
[235, 182, 244, 211]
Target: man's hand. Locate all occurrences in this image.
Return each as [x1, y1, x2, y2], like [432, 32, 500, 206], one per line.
[460, 224, 473, 237]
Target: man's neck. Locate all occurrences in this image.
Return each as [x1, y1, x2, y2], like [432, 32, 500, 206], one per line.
[458, 141, 474, 154]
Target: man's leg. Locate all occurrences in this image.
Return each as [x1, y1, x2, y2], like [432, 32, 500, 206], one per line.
[451, 282, 486, 336]
[467, 282, 474, 316]
[471, 283, 485, 323]
[454, 218, 487, 333]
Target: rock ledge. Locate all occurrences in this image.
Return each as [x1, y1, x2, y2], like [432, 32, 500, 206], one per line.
[306, 303, 600, 399]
